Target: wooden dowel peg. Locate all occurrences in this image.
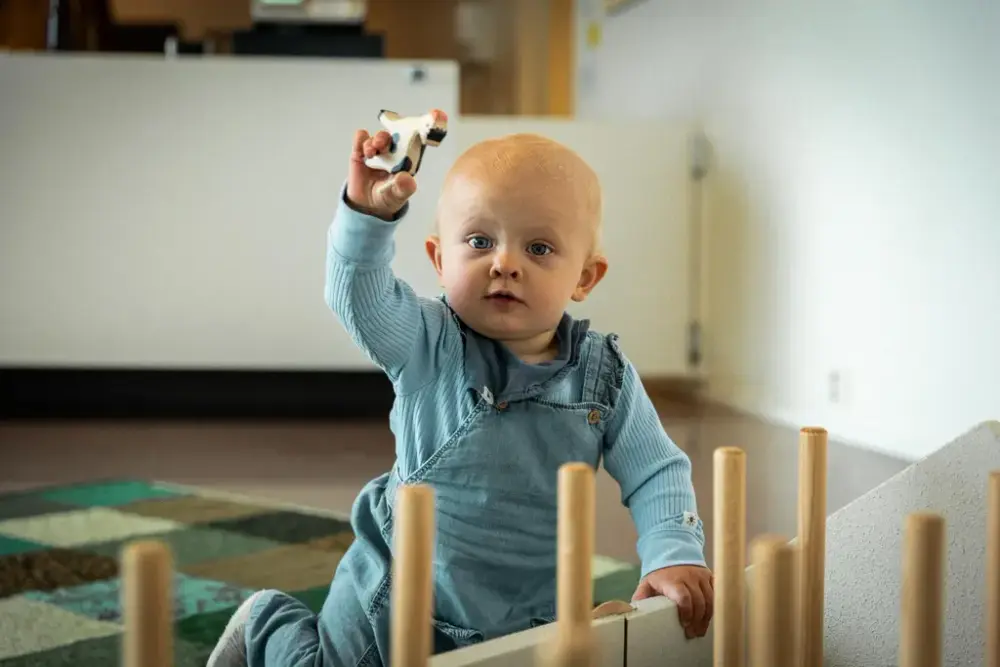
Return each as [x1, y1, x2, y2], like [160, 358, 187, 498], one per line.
[796, 426, 827, 667]
[391, 483, 436, 667]
[714, 446, 746, 667]
[541, 462, 597, 667]
[121, 540, 174, 667]
[899, 512, 945, 667]
[749, 535, 796, 667]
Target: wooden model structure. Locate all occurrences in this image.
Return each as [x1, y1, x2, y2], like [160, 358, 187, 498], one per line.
[120, 423, 1000, 667]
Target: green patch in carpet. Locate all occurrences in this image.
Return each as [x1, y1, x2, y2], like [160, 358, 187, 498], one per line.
[0, 495, 76, 523]
[206, 510, 353, 545]
[175, 605, 242, 648]
[23, 573, 257, 623]
[0, 634, 211, 667]
[36, 480, 182, 508]
[0, 536, 46, 557]
[82, 525, 285, 568]
[0, 479, 642, 665]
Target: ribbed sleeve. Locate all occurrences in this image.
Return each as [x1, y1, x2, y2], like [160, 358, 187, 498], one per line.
[602, 363, 707, 576]
[324, 187, 450, 394]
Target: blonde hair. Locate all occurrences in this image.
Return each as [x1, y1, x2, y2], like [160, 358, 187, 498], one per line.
[437, 133, 603, 250]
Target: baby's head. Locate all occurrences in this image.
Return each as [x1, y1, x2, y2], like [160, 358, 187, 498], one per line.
[425, 133, 608, 357]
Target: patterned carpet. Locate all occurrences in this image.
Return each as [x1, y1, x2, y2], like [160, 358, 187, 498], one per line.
[0, 479, 641, 665]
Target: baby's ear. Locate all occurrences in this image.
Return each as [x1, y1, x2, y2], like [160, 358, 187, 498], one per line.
[425, 235, 444, 276]
[572, 254, 608, 302]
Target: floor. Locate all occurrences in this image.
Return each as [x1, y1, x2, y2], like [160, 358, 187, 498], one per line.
[0, 401, 909, 568]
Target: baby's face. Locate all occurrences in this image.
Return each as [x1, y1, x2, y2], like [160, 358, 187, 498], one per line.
[426, 137, 606, 355]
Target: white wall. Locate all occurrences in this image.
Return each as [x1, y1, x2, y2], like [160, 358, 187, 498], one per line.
[0, 53, 457, 370]
[575, 0, 1000, 460]
[0, 53, 696, 375]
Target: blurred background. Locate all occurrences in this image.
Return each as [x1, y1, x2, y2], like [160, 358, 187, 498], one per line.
[1, 0, 998, 574]
[0, 0, 573, 115]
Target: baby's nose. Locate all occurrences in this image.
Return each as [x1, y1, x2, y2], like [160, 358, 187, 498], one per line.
[490, 253, 521, 279]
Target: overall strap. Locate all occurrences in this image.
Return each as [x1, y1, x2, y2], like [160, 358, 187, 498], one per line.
[579, 332, 627, 409]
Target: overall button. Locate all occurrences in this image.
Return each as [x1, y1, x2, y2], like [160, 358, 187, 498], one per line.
[587, 409, 601, 425]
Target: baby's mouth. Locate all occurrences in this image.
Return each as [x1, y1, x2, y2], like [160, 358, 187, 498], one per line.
[485, 290, 524, 305]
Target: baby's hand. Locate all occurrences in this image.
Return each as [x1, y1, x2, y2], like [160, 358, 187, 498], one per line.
[632, 565, 714, 639]
[345, 109, 447, 221]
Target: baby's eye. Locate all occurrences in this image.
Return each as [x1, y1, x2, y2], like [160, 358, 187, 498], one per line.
[468, 236, 493, 250]
[528, 243, 553, 256]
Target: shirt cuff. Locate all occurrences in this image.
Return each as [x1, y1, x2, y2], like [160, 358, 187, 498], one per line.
[637, 525, 708, 577]
[328, 183, 410, 267]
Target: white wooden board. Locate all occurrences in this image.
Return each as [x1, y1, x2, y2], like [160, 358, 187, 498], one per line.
[624, 596, 712, 667]
[429, 612, 627, 667]
[425, 596, 710, 667]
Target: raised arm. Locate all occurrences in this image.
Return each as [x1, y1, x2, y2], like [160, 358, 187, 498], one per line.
[325, 192, 453, 393]
[324, 121, 455, 394]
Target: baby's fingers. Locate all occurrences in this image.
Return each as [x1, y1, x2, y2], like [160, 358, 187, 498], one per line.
[696, 575, 714, 636]
[686, 582, 707, 638]
[350, 129, 370, 161]
[663, 581, 693, 629]
[364, 130, 394, 159]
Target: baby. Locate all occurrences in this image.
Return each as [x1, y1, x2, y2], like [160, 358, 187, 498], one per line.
[207, 110, 713, 667]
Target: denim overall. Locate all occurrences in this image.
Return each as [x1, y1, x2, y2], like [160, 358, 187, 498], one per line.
[244, 318, 627, 667]
[242, 191, 704, 667]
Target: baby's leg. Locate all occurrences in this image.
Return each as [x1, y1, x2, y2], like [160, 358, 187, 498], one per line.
[249, 577, 381, 667]
[206, 575, 380, 667]
[205, 590, 266, 667]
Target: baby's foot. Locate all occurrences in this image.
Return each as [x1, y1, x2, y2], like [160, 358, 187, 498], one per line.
[206, 590, 264, 667]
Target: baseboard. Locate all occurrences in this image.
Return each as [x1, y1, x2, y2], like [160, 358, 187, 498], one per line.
[0, 367, 395, 420]
[0, 367, 722, 422]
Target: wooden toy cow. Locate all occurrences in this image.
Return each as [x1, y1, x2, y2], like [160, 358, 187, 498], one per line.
[364, 108, 448, 177]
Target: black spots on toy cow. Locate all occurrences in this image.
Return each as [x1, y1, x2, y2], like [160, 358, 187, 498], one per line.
[427, 128, 447, 145]
[392, 156, 413, 175]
